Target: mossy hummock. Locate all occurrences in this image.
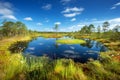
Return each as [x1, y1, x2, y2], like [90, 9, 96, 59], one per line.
[56, 39, 86, 44]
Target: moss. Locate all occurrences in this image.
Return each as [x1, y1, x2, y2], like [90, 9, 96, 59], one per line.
[56, 39, 86, 44]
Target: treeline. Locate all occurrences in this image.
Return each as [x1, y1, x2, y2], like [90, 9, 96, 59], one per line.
[78, 21, 120, 41]
[79, 24, 95, 35]
[0, 21, 28, 39]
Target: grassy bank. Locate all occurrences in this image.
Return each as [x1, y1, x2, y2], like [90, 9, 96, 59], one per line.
[0, 33, 40, 80]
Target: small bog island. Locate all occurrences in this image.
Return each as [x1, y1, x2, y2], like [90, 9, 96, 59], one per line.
[56, 39, 86, 44]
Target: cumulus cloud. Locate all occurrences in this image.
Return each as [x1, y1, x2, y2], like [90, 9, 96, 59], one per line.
[62, 7, 84, 17]
[24, 17, 32, 21]
[64, 12, 80, 17]
[108, 18, 120, 29]
[71, 18, 76, 21]
[62, 7, 84, 13]
[42, 4, 52, 10]
[109, 18, 120, 23]
[54, 22, 61, 25]
[59, 17, 120, 32]
[60, 0, 71, 5]
[0, 1, 17, 20]
[59, 24, 84, 32]
[111, 2, 120, 9]
[37, 22, 43, 26]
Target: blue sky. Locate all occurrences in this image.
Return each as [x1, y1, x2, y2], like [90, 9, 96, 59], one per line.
[0, 0, 120, 32]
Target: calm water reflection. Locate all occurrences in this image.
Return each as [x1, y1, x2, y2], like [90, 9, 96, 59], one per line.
[23, 37, 107, 63]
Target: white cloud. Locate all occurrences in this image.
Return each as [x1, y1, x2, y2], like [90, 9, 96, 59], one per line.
[37, 22, 43, 26]
[111, 6, 116, 9]
[42, 4, 52, 10]
[59, 24, 84, 32]
[109, 18, 120, 23]
[36, 18, 120, 32]
[79, 18, 120, 30]
[115, 2, 120, 6]
[62, 7, 84, 18]
[62, 7, 84, 13]
[1, 15, 17, 20]
[0, 1, 17, 20]
[61, 0, 71, 5]
[71, 18, 76, 21]
[54, 22, 61, 25]
[68, 24, 84, 30]
[64, 12, 80, 17]
[60, 17, 120, 32]
[111, 2, 120, 10]
[24, 17, 32, 21]
[108, 18, 120, 29]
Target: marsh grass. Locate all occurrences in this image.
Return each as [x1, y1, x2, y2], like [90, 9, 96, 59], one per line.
[0, 52, 120, 80]
[53, 59, 87, 80]
[24, 55, 52, 80]
[23, 56, 87, 80]
[0, 53, 26, 80]
[0, 34, 120, 80]
[40, 33, 65, 38]
[56, 39, 86, 44]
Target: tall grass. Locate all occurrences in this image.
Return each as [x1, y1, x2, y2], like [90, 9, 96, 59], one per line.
[53, 59, 87, 80]
[0, 53, 26, 80]
[0, 52, 120, 80]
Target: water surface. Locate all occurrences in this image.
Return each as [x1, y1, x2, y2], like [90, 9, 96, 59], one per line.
[23, 37, 107, 63]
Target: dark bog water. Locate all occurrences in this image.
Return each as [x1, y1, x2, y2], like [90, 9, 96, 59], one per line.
[23, 37, 107, 63]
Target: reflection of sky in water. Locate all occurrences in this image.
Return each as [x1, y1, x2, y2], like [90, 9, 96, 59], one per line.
[28, 47, 35, 50]
[39, 43, 43, 45]
[23, 37, 107, 63]
[70, 46, 75, 49]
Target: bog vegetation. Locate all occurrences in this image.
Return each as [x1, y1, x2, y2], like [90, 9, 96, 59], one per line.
[0, 20, 120, 80]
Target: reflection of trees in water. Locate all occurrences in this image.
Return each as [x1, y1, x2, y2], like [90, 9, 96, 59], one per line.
[55, 38, 59, 48]
[32, 37, 38, 40]
[80, 39, 107, 51]
[80, 39, 94, 48]
[100, 45, 107, 52]
[9, 41, 29, 53]
[55, 43, 59, 48]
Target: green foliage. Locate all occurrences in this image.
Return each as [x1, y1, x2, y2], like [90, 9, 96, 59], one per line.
[54, 24, 59, 31]
[102, 21, 110, 32]
[0, 21, 28, 39]
[88, 24, 95, 33]
[79, 24, 95, 35]
[97, 25, 101, 34]
[54, 24, 59, 36]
